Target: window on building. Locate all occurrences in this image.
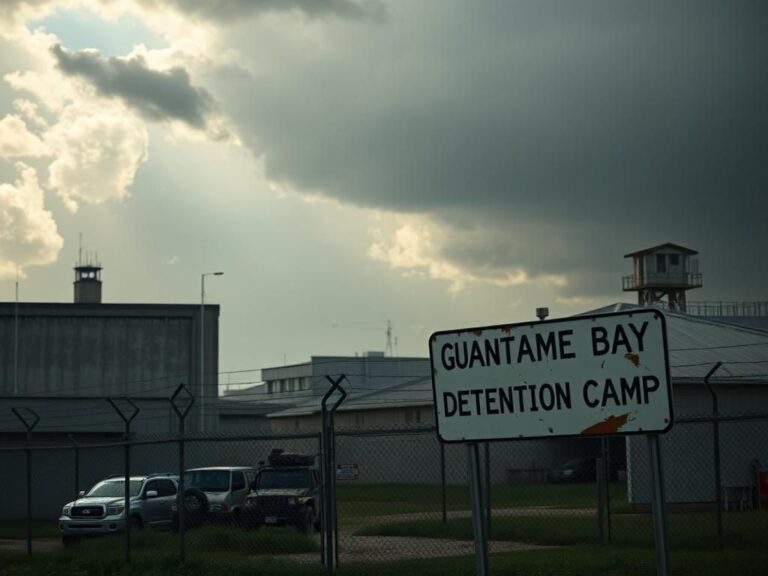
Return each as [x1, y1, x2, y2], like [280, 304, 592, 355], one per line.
[656, 254, 666, 273]
[669, 254, 679, 266]
[267, 381, 274, 394]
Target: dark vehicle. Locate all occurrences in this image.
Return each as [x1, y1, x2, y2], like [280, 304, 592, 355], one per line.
[547, 455, 625, 483]
[171, 466, 256, 529]
[546, 457, 598, 483]
[241, 450, 321, 533]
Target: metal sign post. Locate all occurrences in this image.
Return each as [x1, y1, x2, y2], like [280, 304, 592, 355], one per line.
[169, 384, 194, 563]
[320, 375, 347, 573]
[107, 397, 139, 564]
[12, 408, 39, 555]
[468, 443, 489, 576]
[647, 434, 671, 576]
[703, 362, 723, 546]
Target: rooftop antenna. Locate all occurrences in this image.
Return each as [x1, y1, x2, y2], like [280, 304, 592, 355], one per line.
[78, 232, 82, 266]
[385, 319, 394, 357]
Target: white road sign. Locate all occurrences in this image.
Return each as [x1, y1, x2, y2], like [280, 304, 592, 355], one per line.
[429, 310, 672, 442]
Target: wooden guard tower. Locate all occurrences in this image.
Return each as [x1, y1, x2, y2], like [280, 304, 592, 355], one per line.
[622, 243, 702, 312]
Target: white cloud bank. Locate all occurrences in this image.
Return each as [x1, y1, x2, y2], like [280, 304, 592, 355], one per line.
[0, 162, 63, 278]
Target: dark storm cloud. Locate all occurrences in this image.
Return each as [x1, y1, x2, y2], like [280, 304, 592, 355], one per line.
[222, 0, 768, 298]
[51, 44, 224, 135]
[136, 0, 385, 22]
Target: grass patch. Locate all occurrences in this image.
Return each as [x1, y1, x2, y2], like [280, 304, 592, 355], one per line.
[0, 526, 320, 576]
[3, 546, 767, 576]
[338, 547, 768, 576]
[0, 520, 61, 539]
[62, 525, 317, 557]
[357, 510, 768, 550]
[337, 482, 627, 519]
[0, 550, 322, 576]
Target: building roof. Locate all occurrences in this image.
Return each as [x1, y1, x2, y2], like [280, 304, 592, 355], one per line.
[582, 304, 768, 384]
[267, 376, 432, 419]
[263, 305, 768, 419]
[624, 243, 698, 258]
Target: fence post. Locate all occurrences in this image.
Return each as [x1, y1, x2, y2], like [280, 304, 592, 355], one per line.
[703, 362, 723, 547]
[440, 441, 447, 524]
[169, 384, 194, 563]
[320, 375, 347, 573]
[107, 398, 139, 565]
[12, 408, 39, 556]
[596, 456, 605, 543]
[67, 434, 79, 501]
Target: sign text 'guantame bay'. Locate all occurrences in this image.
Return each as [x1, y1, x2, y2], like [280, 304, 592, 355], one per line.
[429, 310, 672, 442]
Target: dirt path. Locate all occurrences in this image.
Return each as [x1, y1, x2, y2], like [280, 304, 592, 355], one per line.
[341, 506, 595, 530]
[285, 507, 574, 563]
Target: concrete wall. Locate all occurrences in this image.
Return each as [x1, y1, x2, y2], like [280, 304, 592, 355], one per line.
[0, 303, 219, 434]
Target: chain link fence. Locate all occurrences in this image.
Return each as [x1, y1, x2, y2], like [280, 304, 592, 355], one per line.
[1, 412, 767, 569]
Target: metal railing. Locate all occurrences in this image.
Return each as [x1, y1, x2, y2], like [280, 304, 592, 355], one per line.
[622, 273, 703, 290]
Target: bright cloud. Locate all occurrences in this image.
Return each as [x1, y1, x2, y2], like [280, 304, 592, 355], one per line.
[368, 215, 559, 293]
[0, 162, 63, 278]
[46, 102, 148, 211]
[0, 114, 49, 157]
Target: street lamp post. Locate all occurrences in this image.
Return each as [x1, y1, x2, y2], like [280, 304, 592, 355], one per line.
[200, 272, 223, 432]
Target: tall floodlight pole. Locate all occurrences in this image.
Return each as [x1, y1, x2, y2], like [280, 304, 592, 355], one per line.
[200, 272, 223, 432]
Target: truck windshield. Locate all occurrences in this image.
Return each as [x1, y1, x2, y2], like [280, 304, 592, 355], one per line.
[185, 470, 230, 492]
[257, 469, 311, 489]
[87, 480, 143, 498]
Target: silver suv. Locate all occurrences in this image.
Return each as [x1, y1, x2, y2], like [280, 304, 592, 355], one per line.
[59, 473, 178, 544]
[172, 467, 256, 527]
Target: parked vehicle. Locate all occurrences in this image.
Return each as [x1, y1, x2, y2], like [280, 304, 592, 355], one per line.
[546, 457, 597, 483]
[546, 456, 624, 483]
[241, 450, 321, 533]
[58, 473, 178, 545]
[172, 466, 256, 528]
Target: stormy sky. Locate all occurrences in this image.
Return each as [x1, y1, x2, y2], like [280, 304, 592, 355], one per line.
[0, 0, 765, 383]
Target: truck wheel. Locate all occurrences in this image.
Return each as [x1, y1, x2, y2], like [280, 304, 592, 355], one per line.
[183, 488, 209, 527]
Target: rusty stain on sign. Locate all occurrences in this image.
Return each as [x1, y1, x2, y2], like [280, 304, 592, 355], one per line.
[472, 329, 483, 336]
[624, 352, 640, 367]
[501, 325, 514, 335]
[581, 413, 631, 435]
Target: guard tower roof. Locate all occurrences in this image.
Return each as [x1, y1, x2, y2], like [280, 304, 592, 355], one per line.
[624, 243, 698, 258]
